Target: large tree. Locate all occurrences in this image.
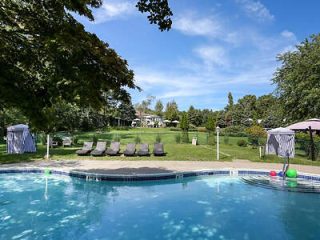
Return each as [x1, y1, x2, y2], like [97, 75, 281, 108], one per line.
[273, 34, 320, 121]
[0, 0, 172, 131]
[164, 100, 179, 121]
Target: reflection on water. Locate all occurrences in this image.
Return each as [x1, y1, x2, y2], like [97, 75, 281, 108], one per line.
[1, 174, 320, 240]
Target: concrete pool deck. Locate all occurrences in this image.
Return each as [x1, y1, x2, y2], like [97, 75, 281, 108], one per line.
[1, 159, 320, 175]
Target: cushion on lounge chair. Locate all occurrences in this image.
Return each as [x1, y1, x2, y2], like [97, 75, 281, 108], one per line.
[153, 143, 165, 156]
[91, 142, 107, 156]
[76, 142, 93, 156]
[137, 144, 150, 156]
[124, 143, 136, 156]
[106, 142, 120, 156]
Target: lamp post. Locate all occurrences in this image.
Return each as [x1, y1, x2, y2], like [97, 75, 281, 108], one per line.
[216, 126, 220, 160]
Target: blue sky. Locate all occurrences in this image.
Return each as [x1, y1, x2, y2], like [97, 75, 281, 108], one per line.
[77, 0, 320, 110]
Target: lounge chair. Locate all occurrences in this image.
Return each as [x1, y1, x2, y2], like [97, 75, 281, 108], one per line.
[137, 143, 150, 156]
[91, 141, 107, 156]
[76, 142, 93, 156]
[123, 143, 136, 156]
[153, 143, 165, 156]
[106, 142, 120, 156]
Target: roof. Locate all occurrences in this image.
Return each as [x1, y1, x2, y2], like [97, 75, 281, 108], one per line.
[267, 127, 295, 135]
[7, 124, 29, 131]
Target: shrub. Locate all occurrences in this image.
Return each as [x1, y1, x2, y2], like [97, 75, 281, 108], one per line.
[246, 125, 267, 147]
[197, 127, 207, 132]
[135, 135, 141, 144]
[175, 134, 181, 144]
[155, 134, 161, 143]
[237, 139, 247, 147]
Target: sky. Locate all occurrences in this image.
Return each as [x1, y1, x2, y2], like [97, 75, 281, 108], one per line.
[77, 0, 320, 110]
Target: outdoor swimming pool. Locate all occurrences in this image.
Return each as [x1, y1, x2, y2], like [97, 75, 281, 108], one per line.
[1, 173, 320, 240]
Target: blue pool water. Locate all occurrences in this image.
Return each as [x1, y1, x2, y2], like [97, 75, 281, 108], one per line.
[1, 174, 320, 240]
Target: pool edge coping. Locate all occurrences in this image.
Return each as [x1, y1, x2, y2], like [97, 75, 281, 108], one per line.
[1, 167, 320, 182]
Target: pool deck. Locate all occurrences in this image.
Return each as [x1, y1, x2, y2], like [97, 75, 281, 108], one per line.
[1, 159, 320, 175]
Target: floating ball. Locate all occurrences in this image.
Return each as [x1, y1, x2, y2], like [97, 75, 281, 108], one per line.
[286, 169, 298, 178]
[44, 168, 51, 175]
[269, 171, 277, 177]
[278, 171, 284, 177]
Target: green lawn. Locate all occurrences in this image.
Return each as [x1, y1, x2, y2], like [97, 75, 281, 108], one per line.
[0, 128, 319, 166]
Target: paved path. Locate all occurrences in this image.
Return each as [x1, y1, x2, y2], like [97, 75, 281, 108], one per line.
[1, 160, 320, 175]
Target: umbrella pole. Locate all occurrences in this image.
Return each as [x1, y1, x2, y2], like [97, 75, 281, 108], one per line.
[308, 126, 315, 161]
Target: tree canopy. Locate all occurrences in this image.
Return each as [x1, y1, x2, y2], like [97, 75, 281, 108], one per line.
[273, 34, 320, 121]
[0, 0, 173, 131]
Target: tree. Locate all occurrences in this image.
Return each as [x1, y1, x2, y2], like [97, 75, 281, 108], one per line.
[206, 116, 216, 132]
[0, 1, 173, 131]
[232, 95, 257, 126]
[187, 105, 202, 126]
[225, 92, 234, 111]
[273, 34, 320, 121]
[164, 100, 179, 121]
[154, 100, 164, 117]
[180, 112, 189, 131]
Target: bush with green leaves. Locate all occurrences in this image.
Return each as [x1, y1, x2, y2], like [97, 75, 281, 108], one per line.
[237, 139, 248, 147]
[246, 125, 267, 147]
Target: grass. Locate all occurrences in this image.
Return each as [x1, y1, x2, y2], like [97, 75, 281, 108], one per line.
[1, 128, 320, 166]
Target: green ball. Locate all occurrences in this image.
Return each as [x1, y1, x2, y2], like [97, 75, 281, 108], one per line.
[286, 169, 298, 178]
[44, 169, 51, 175]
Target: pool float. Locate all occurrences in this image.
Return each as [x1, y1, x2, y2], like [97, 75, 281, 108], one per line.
[269, 171, 277, 177]
[286, 169, 298, 178]
[44, 168, 51, 175]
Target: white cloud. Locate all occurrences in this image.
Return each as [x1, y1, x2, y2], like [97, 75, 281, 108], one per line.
[173, 13, 222, 37]
[94, 0, 135, 23]
[281, 30, 296, 40]
[236, 0, 274, 22]
[193, 45, 229, 67]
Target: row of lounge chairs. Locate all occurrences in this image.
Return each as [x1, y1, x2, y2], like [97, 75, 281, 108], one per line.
[75, 142, 165, 157]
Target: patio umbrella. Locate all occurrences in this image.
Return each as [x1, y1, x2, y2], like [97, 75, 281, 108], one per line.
[287, 118, 320, 161]
[172, 120, 179, 124]
[287, 118, 320, 131]
[163, 120, 171, 123]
